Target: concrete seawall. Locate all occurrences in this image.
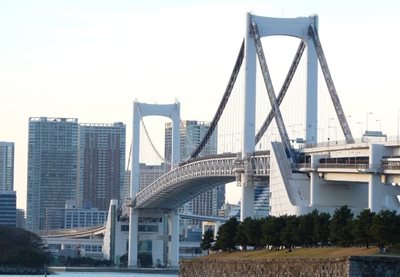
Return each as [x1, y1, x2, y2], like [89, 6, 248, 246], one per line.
[180, 256, 400, 277]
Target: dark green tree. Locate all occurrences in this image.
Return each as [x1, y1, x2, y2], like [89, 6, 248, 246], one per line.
[213, 217, 239, 252]
[312, 210, 330, 246]
[65, 256, 112, 267]
[261, 216, 285, 249]
[370, 210, 399, 250]
[0, 227, 49, 268]
[138, 252, 153, 268]
[352, 209, 375, 248]
[297, 213, 314, 247]
[330, 206, 354, 246]
[119, 253, 128, 267]
[280, 215, 299, 251]
[235, 219, 249, 250]
[200, 229, 214, 254]
[246, 218, 264, 249]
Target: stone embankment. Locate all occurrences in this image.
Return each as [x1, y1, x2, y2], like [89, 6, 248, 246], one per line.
[180, 256, 400, 277]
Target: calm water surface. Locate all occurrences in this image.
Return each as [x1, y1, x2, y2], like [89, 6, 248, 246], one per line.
[1, 273, 177, 277]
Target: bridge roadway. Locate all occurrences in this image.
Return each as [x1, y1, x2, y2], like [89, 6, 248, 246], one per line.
[39, 214, 229, 239]
[131, 151, 270, 209]
[298, 140, 400, 181]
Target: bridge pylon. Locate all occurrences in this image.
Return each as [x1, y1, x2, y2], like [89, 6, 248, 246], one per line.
[128, 101, 180, 268]
[241, 13, 320, 220]
[242, 12, 356, 219]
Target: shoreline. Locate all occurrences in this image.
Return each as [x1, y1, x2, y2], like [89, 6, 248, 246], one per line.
[48, 266, 179, 275]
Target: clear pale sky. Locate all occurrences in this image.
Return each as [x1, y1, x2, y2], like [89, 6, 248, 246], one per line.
[1, 0, 399, 210]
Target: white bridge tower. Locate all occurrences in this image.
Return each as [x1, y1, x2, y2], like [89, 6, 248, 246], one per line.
[128, 101, 180, 268]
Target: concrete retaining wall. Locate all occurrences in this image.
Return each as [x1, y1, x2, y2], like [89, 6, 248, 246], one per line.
[180, 256, 400, 277]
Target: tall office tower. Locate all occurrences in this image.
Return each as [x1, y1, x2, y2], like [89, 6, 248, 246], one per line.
[78, 122, 126, 211]
[0, 142, 14, 191]
[26, 117, 79, 231]
[165, 120, 224, 224]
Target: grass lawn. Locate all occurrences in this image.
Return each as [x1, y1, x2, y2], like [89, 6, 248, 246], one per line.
[201, 247, 380, 259]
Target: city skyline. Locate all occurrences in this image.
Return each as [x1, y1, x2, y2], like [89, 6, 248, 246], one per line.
[26, 117, 126, 231]
[1, 1, 400, 210]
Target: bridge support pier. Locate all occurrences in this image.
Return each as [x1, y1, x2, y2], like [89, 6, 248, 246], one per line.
[241, 184, 255, 220]
[368, 144, 386, 212]
[310, 154, 329, 207]
[310, 154, 322, 207]
[369, 175, 381, 213]
[128, 209, 139, 268]
[168, 210, 179, 268]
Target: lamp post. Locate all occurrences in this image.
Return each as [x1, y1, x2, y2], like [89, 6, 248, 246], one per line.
[317, 128, 324, 142]
[347, 115, 352, 132]
[375, 119, 381, 132]
[397, 110, 400, 144]
[357, 122, 363, 141]
[366, 112, 373, 133]
[328, 118, 335, 143]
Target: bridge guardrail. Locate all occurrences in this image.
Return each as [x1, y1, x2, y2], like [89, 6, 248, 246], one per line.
[296, 162, 400, 174]
[300, 135, 400, 149]
[294, 162, 385, 172]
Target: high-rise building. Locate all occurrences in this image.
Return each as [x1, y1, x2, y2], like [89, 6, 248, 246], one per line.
[0, 191, 16, 227]
[222, 186, 270, 219]
[0, 142, 14, 191]
[164, 120, 224, 225]
[165, 120, 218, 163]
[78, 122, 126, 211]
[121, 170, 131, 216]
[139, 163, 167, 191]
[16, 209, 26, 229]
[64, 199, 108, 229]
[26, 117, 79, 231]
[0, 142, 16, 227]
[254, 186, 270, 218]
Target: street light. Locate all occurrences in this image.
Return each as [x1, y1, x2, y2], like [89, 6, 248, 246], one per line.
[347, 115, 352, 128]
[375, 119, 381, 132]
[328, 118, 336, 142]
[397, 110, 400, 143]
[366, 112, 373, 133]
[317, 128, 324, 142]
[357, 122, 363, 140]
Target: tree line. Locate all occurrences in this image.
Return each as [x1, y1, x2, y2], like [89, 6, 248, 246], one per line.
[201, 206, 400, 253]
[0, 227, 50, 268]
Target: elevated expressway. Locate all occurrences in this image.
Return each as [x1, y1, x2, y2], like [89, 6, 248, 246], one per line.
[39, 225, 106, 239]
[298, 140, 400, 183]
[275, 140, 400, 216]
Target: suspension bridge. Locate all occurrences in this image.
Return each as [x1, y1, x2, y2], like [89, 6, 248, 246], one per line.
[122, 13, 400, 268]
